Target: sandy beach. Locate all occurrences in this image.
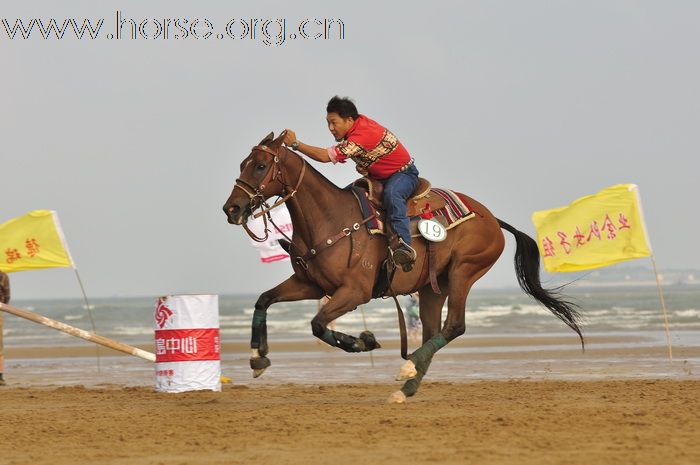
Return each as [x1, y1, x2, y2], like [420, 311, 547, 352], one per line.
[1, 380, 699, 465]
[1, 333, 699, 465]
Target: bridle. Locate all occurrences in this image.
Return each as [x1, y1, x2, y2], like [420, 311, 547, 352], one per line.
[234, 143, 306, 242]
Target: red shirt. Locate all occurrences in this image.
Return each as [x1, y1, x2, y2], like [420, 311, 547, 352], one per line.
[327, 115, 412, 180]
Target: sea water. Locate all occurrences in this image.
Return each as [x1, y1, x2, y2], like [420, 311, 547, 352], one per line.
[4, 285, 699, 347]
[3, 285, 699, 386]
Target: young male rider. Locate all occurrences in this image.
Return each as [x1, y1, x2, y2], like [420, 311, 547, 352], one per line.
[283, 96, 419, 269]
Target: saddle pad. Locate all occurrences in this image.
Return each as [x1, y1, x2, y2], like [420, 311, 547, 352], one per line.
[429, 188, 475, 226]
[351, 187, 476, 237]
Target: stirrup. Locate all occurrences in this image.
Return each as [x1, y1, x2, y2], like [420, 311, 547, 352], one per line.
[392, 238, 416, 272]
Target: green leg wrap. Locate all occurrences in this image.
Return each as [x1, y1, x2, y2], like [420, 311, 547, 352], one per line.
[251, 309, 268, 356]
[401, 372, 424, 397]
[320, 329, 366, 352]
[401, 334, 447, 397]
[320, 328, 339, 347]
[252, 308, 266, 327]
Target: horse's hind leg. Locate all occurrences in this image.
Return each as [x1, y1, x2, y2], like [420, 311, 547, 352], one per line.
[419, 284, 447, 344]
[396, 284, 446, 381]
[250, 275, 324, 377]
[310, 285, 378, 352]
[390, 261, 493, 402]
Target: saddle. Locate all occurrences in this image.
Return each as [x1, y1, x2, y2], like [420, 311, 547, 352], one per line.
[351, 177, 447, 218]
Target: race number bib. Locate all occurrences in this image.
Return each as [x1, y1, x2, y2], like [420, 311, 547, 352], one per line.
[418, 218, 447, 242]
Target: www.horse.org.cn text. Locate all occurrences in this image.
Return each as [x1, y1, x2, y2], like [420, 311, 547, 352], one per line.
[1, 11, 346, 46]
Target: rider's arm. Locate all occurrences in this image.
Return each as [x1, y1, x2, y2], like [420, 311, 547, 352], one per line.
[283, 129, 331, 163]
[294, 141, 332, 163]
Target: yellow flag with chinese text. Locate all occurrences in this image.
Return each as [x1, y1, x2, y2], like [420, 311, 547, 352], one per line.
[0, 210, 74, 272]
[531, 184, 652, 272]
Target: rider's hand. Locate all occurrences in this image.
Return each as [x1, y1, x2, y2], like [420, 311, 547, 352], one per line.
[283, 129, 297, 146]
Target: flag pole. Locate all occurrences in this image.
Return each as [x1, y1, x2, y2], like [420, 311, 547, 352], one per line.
[51, 211, 101, 371]
[650, 256, 673, 361]
[73, 267, 97, 333]
[73, 267, 101, 371]
[632, 188, 673, 361]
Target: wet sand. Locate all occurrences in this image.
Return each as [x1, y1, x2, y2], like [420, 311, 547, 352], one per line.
[1, 333, 699, 464]
[1, 380, 699, 465]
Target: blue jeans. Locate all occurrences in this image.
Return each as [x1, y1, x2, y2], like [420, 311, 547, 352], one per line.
[382, 164, 419, 245]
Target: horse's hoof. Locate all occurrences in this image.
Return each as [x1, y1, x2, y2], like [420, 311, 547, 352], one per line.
[387, 390, 407, 404]
[250, 356, 270, 369]
[250, 349, 271, 378]
[359, 331, 381, 351]
[395, 359, 417, 381]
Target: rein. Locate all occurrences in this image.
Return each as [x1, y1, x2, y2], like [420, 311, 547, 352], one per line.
[235, 144, 306, 243]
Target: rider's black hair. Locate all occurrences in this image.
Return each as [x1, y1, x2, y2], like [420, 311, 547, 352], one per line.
[326, 96, 359, 120]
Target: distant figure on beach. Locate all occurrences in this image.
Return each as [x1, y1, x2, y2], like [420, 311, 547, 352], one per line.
[406, 293, 421, 342]
[0, 270, 10, 386]
[283, 96, 420, 271]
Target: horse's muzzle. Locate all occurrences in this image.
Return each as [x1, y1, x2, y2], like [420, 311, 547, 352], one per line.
[223, 203, 246, 225]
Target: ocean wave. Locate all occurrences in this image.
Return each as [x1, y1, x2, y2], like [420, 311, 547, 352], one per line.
[110, 326, 153, 336]
[241, 306, 303, 316]
[6, 288, 699, 345]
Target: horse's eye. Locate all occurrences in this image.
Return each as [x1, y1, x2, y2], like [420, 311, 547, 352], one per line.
[256, 164, 266, 170]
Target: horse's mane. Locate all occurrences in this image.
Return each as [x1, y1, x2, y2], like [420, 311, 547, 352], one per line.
[279, 145, 350, 196]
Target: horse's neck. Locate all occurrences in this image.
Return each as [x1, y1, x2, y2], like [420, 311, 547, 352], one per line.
[284, 155, 356, 247]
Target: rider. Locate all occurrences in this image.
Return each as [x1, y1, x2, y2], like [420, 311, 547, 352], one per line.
[283, 96, 419, 269]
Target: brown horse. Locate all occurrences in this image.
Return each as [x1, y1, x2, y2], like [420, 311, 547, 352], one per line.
[223, 132, 582, 403]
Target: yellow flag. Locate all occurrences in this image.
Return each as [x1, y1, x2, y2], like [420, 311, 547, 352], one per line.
[0, 210, 74, 273]
[532, 184, 652, 272]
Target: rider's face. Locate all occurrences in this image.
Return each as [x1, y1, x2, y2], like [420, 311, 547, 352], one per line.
[326, 112, 355, 142]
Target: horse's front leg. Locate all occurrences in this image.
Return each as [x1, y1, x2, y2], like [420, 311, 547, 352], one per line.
[250, 275, 324, 378]
[310, 286, 379, 352]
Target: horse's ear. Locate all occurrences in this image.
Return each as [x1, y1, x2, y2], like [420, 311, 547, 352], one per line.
[258, 132, 274, 145]
[270, 130, 287, 147]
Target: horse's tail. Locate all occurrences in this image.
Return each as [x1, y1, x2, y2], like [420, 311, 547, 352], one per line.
[497, 218, 584, 348]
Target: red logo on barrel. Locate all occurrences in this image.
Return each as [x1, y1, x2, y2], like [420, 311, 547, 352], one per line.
[155, 298, 174, 329]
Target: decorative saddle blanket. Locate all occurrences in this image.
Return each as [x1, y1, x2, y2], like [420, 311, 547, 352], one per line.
[348, 180, 476, 238]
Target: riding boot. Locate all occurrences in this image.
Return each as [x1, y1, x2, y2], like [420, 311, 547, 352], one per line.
[0, 373, 5, 386]
[390, 235, 417, 272]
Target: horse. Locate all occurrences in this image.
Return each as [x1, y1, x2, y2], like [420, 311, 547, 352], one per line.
[223, 132, 582, 403]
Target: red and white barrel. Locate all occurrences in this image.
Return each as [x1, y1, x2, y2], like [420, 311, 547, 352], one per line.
[154, 294, 221, 393]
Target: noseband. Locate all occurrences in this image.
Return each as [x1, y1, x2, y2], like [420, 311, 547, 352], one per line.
[234, 144, 306, 242]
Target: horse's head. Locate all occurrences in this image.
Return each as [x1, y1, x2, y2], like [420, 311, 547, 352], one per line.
[223, 131, 291, 225]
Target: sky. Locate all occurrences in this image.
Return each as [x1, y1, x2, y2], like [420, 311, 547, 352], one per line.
[1, 1, 698, 299]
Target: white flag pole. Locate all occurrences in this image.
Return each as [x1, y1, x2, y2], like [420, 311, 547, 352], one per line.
[633, 188, 672, 361]
[651, 256, 673, 361]
[52, 211, 101, 370]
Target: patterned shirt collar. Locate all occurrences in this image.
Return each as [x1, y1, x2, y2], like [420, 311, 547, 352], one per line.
[343, 114, 365, 140]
